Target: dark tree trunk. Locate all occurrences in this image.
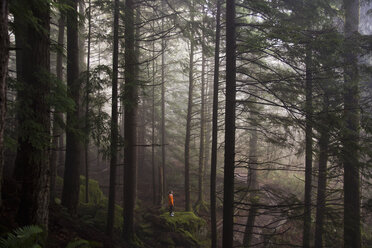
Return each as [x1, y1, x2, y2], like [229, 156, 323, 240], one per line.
[50, 12, 65, 203]
[160, 0, 166, 205]
[223, 0, 236, 246]
[0, 0, 9, 208]
[210, 0, 221, 246]
[62, 0, 82, 215]
[314, 94, 330, 248]
[106, 0, 119, 236]
[197, 20, 206, 204]
[303, 44, 313, 248]
[184, 2, 195, 212]
[15, 0, 51, 229]
[123, 0, 137, 240]
[152, 40, 157, 205]
[243, 110, 258, 247]
[343, 0, 360, 247]
[84, 0, 92, 204]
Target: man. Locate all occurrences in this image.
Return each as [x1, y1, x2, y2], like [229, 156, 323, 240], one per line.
[168, 191, 174, 216]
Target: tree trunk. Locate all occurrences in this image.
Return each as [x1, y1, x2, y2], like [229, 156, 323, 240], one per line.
[223, 0, 236, 246]
[184, 1, 195, 212]
[152, 40, 157, 205]
[314, 94, 330, 248]
[210, 0, 221, 246]
[15, 0, 51, 229]
[62, 0, 82, 215]
[50, 12, 65, 203]
[343, 0, 360, 247]
[243, 109, 258, 247]
[160, 0, 166, 206]
[303, 44, 313, 248]
[197, 17, 206, 204]
[0, 0, 9, 208]
[123, 0, 137, 240]
[106, 0, 119, 236]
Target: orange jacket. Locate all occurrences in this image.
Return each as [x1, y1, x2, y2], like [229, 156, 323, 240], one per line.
[168, 193, 174, 206]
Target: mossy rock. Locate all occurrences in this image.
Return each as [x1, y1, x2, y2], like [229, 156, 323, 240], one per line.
[159, 211, 207, 247]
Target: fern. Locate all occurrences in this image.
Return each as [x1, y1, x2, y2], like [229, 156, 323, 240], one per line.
[0, 225, 44, 248]
[65, 239, 91, 248]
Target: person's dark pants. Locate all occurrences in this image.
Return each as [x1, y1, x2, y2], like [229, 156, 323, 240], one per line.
[169, 205, 174, 214]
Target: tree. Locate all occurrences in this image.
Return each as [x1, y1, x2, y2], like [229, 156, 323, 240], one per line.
[184, 1, 195, 212]
[62, 0, 82, 215]
[106, 0, 120, 236]
[123, 0, 138, 240]
[223, 0, 236, 246]
[50, 10, 65, 203]
[314, 90, 331, 248]
[0, 0, 9, 208]
[303, 43, 313, 248]
[210, 0, 221, 246]
[15, 0, 51, 229]
[342, 0, 361, 247]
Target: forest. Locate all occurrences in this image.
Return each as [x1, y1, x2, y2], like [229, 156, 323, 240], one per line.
[0, 0, 372, 247]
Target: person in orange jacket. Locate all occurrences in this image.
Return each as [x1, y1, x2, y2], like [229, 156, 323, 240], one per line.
[168, 191, 174, 216]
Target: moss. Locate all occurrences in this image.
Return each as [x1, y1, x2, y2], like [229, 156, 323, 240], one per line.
[159, 211, 208, 247]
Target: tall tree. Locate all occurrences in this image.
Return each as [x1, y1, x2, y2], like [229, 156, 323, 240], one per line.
[160, 0, 166, 206]
[0, 0, 9, 208]
[342, 0, 361, 247]
[210, 0, 221, 246]
[62, 0, 82, 215]
[243, 107, 259, 247]
[223, 0, 236, 246]
[123, 0, 137, 240]
[84, 0, 92, 204]
[15, 0, 51, 228]
[314, 91, 331, 248]
[303, 44, 313, 248]
[106, 0, 119, 236]
[184, 1, 195, 212]
[197, 12, 206, 204]
[50, 11, 65, 203]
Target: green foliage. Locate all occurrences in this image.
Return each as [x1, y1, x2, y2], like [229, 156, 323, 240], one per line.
[65, 239, 90, 248]
[0, 225, 45, 248]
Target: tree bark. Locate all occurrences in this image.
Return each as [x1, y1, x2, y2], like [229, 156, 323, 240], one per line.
[123, 0, 137, 240]
[84, 0, 92, 204]
[152, 40, 157, 205]
[0, 0, 9, 208]
[50, 12, 65, 203]
[15, 0, 51, 229]
[210, 0, 221, 246]
[223, 0, 236, 246]
[314, 94, 330, 248]
[343, 0, 360, 247]
[303, 44, 313, 248]
[62, 0, 82, 215]
[184, 1, 195, 212]
[106, 0, 119, 236]
[160, 0, 166, 206]
[197, 15, 206, 204]
[243, 109, 258, 247]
